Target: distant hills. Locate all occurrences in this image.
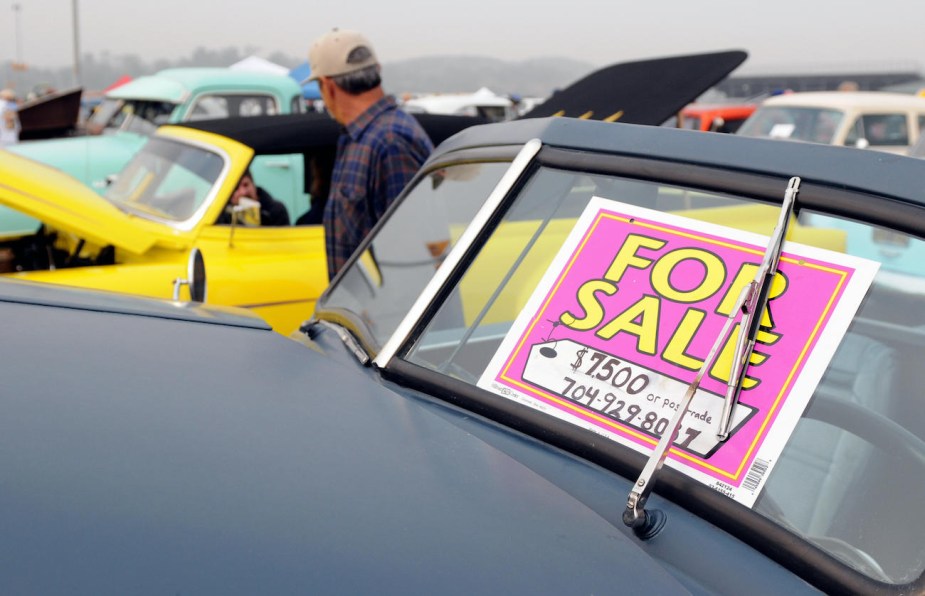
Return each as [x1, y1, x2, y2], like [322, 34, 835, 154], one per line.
[2, 49, 596, 98]
[6, 47, 920, 101]
[384, 56, 596, 97]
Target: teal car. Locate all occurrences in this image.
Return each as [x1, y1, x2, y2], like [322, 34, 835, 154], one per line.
[3, 68, 304, 237]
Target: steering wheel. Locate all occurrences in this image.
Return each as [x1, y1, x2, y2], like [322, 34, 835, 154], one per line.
[804, 392, 925, 469]
[756, 393, 925, 583]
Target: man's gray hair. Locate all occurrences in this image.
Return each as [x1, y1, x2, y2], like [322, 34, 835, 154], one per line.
[331, 64, 382, 95]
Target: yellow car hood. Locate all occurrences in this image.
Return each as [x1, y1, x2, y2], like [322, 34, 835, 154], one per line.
[0, 149, 158, 255]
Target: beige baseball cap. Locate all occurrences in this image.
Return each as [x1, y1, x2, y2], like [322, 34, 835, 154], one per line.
[307, 28, 379, 82]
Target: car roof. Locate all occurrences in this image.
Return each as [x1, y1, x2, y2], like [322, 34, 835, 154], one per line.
[430, 116, 925, 207]
[177, 112, 487, 155]
[107, 67, 302, 103]
[759, 90, 925, 110]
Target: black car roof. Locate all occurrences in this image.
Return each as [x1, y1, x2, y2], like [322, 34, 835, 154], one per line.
[177, 112, 487, 155]
[430, 117, 925, 208]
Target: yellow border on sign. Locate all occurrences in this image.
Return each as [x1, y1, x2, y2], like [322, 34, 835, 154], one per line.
[498, 210, 850, 481]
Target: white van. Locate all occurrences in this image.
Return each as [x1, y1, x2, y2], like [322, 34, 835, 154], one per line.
[737, 91, 925, 154]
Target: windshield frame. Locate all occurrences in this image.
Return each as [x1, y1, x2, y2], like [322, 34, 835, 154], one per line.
[104, 135, 232, 232]
[312, 144, 527, 357]
[372, 140, 541, 365]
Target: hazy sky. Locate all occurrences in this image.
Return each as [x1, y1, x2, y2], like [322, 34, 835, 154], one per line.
[5, 0, 923, 75]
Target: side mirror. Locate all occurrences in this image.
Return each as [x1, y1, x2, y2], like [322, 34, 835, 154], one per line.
[172, 247, 207, 302]
[228, 197, 261, 247]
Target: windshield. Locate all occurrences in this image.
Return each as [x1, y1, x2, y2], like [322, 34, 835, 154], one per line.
[87, 98, 178, 135]
[105, 137, 225, 222]
[324, 156, 925, 585]
[738, 106, 844, 144]
[320, 161, 511, 347]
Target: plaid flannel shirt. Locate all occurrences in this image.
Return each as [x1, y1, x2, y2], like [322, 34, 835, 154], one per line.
[324, 96, 433, 279]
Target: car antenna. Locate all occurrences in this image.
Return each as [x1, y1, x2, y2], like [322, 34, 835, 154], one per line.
[622, 176, 800, 539]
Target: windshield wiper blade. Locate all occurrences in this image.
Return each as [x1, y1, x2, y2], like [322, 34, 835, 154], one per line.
[623, 176, 801, 538]
[717, 176, 800, 440]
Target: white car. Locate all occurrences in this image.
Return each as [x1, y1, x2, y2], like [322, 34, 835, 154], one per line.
[737, 91, 925, 153]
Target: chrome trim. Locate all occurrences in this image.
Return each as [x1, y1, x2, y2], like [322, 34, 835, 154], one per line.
[317, 320, 370, 365]
[373, 138, 542, 368]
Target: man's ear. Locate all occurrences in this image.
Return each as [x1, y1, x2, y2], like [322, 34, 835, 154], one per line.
[322, 78, 337, 101]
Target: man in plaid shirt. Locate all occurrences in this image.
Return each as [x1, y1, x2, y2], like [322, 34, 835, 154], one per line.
[308, 29, 433, 279]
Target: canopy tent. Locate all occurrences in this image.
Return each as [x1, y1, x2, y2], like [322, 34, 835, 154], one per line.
[288, 62, 321, 100]
[230, 56, 290, 76]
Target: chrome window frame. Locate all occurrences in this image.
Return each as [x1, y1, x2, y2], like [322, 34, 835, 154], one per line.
[373, 139, 542, 368]
[108, 135, 232, 233]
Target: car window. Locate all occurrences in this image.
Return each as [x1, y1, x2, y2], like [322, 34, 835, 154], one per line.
[844, 117, 864, 146]
[406, 169, 749, 379]
[846, 113, 909, 147]
[291, 96, 304, 114]
[737, 106, 844, 144]
[320, 161, 511, 347]
[187, 94, 280, 121]
[105, 137, 225, 222]
[87, 99, 177, 134]
[86, 98, 125, 131]
[396, 164, 925, 585]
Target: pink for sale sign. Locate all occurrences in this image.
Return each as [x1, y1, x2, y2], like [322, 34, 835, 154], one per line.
[478, 196, 879, 506]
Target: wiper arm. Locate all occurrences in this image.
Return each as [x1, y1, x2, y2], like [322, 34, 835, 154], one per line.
[623, 176, 801, 538]
[717, 176, 800, 440]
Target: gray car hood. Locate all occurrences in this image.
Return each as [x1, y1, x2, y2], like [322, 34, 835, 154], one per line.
[0, 280, 691, 594]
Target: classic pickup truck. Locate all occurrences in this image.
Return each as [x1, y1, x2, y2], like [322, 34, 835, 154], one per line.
[8, 67, 304, 194]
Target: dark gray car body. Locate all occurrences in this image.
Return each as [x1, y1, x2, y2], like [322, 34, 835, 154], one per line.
[7, 116, 925, 594]
[0, 278, 809, 594]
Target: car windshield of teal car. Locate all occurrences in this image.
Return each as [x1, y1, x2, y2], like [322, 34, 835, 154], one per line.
[105, 137, 225, 223]
[738, 106, 844, 144]
[87, 98, 178, 135]
[318, 155, 925, 587]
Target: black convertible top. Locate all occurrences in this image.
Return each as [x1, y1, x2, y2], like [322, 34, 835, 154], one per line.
[522, 50, 747, 124]
[178, 112, 487, 155]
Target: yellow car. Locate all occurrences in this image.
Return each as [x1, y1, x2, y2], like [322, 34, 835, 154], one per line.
[0, 113, 476, 334]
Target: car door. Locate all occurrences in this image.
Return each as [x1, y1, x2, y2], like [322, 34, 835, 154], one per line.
[195, 223, 327, 334]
